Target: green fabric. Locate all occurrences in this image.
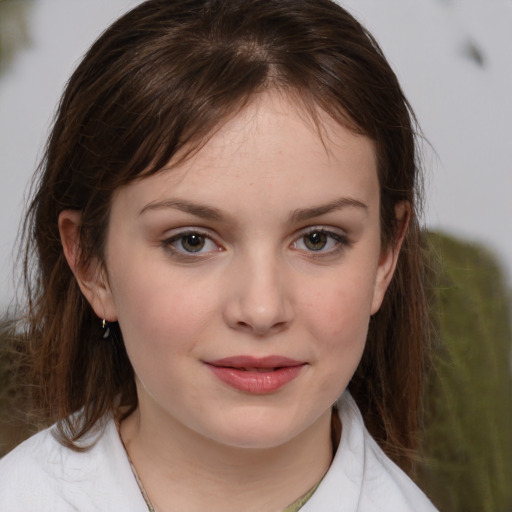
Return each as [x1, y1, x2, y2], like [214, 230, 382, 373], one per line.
[282, 482, 320, 512]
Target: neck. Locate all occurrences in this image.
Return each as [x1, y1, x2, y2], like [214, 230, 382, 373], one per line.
[120, 405, 334, 512]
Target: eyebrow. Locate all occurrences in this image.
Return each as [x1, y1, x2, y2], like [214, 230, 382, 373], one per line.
[139, 199, 224, 221]
[289, 197, 368, 223]
[139, 196, 367, 223]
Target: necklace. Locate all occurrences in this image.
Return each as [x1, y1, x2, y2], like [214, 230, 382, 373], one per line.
[126, 452, 157, 512]
[115, 413, 337, 512]
[115, 419, 157, 511]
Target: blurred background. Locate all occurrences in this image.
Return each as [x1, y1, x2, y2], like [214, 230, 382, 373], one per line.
[0, 1, 511, 510]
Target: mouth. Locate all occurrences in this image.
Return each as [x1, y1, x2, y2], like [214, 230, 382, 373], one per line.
[204, 355, 306, 394]
[229, 367, 285, 372]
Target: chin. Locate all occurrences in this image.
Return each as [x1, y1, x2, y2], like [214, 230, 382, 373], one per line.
[213, 428, 297, 450]
[202, 409, 319, 451]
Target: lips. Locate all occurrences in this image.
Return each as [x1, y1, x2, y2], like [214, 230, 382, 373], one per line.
[205, 356, 306, 394]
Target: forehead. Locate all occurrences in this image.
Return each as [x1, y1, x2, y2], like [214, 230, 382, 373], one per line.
[113, 91, 379, 217]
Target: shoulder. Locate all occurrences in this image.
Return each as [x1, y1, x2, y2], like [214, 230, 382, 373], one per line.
[0, 429, 57, 510]
[0, 425, 69, 510]
[0, 417, 146, 511]
[302, 392, 438, 512]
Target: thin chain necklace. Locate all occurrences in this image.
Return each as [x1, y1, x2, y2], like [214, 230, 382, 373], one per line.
[115, 419, 157, 511]
[126, 450, 157, 512]
[124, 456, 318, 512]
[115, 411, 338, 512]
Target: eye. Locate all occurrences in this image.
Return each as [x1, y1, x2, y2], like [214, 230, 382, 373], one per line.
[178, 233, 209, 252]
[303, 231, 329, 251]
[163, 230, 221, 255]
[292, 228, 348, 254]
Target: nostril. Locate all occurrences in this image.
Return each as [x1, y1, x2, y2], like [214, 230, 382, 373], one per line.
[236, 321, 258, 333]
[234, 319, 289, 336]
[272, 321, 288, 331]
[224, 292, 294, 335]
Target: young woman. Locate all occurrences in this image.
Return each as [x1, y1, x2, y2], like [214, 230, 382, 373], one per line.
[0, 0, 437, 510]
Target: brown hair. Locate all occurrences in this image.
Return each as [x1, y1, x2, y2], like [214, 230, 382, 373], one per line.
[19, 0, 430, 471]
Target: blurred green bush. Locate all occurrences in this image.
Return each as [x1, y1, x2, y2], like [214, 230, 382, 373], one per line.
[0, 318, 35, 455]
[419, 231, 512, 512]
[0, 0, 34, 75]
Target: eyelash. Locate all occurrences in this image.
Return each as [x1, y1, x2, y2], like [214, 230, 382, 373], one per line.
[160, 227, 350, 261]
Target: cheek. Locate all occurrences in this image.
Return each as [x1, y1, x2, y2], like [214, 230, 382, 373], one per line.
[317, 296, 370, 399]
[306, 269, 376, 338]
[320, 292, 371, 359]
[108, 254, 216, 355]
[301, 269, 377, 386]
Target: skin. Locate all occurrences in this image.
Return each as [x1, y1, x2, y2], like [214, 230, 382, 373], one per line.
[59, 91, 405, 512]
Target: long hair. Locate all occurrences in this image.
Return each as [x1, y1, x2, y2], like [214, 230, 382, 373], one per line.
[19, 0, 430, 471]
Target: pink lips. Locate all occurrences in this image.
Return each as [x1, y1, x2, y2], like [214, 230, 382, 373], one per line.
[205, 355, 306, 394]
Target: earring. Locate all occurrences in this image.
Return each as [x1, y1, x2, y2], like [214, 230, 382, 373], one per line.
[101, 319, 111, 340]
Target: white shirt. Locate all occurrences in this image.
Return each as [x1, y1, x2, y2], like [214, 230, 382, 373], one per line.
[0, 393, 438, 511]
[302, 394, 438, 511]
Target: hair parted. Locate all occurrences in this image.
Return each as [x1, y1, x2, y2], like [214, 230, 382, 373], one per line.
[19, 0, 430, 472]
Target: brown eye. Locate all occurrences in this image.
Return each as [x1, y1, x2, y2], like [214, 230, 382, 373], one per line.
[292, 228, 348, 255]
[180, 234, 206, 252]
[303, 231, 328, 251]
[163, 230, 221, 258]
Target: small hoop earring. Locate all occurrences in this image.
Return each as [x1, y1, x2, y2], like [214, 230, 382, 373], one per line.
[101, 319, 111, 340]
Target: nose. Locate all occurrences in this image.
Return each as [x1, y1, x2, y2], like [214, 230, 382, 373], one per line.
[223, 252, 294, 336]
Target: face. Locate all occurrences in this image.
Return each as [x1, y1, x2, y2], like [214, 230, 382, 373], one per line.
[92, 92, 398, 449]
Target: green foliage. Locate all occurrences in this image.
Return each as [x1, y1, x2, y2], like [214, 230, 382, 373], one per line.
[419, 231, 512, 512]
[0, 316, 37, 457]
[0, 0, 35, 75]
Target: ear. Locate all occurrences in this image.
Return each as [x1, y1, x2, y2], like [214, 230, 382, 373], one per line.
[370, 201, 410, 315]
[58, 210, 118, 322]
